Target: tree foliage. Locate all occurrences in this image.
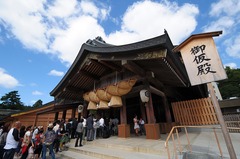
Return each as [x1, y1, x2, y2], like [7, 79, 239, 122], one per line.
[218, 67, 240, 99]
[0, 91, 25, 110]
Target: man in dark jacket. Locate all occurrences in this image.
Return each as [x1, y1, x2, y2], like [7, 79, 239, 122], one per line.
[71, 118, 78, 139]
[86, 114, 93, 141]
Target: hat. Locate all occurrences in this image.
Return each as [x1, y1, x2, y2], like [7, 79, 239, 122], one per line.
[48, 123, 53, 128]
[38, 126, 43, 129]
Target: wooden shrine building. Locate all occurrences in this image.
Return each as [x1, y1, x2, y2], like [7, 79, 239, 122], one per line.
[50, 31, 208, 139]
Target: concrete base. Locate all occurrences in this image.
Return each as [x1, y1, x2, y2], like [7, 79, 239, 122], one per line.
[145, 123, 160, 140]
[118, 124, 130, 138]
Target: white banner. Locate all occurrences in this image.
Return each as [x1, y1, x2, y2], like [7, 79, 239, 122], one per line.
[179, 36, 227, 86]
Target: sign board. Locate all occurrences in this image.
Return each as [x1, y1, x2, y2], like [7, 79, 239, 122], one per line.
[176, 34, 227, 86]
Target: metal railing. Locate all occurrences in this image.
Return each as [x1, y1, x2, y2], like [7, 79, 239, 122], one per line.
[164, 125, 229, 159]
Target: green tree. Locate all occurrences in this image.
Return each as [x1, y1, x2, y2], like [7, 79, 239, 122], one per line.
[0, 91, 25, 110]
[32, 99, 43, 108]
[218, 67, 240, 99]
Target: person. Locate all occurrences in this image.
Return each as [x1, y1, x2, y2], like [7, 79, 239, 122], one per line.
[109, 118, 113, 135]
[112, 117, 119, 136]
[81, 116, 87, 140]
[17, 125, 26, 155]
[65, 119, 72, 139]
[71, 118, 78, 139]
[32, 126, 41, 146]
[0, 123, 10, 159]
[0, 125, 3, 136]
[33, 127, 43, 159]
[75, 119, 83, 147]
[3, 121, 21, 159]
[86, 114, 94, 141]
[133, 115, 140, 136]
[139, 117, 145, 135]
[98, 116, 104, 138]
[57, 124, 65, 152]
[42, 123, 56, 159]
[93, 118, 99, 140]
[53, 120, 60, 153]
[21, 125, 33, 159]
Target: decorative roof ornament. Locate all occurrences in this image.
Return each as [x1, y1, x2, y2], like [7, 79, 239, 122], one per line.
[95, 36, 106, 43]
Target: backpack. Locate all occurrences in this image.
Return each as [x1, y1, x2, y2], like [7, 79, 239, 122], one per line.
[44, 130, 55, 145]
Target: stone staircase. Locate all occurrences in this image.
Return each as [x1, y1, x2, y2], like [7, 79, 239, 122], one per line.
[59, 136, 169, 159]
[57, 131, 240, 159]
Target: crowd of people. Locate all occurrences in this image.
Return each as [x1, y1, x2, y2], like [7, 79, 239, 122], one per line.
[81, 114, 119, 143]
[0, 114, 145, 159]
[0, 119, 70, 159]
[0, 114, 120, 159]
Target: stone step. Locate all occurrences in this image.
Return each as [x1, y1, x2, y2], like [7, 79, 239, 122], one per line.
[58, 150, 99, 159]
[81, 136, 167, 155]
[63, 137, 168, 159]
[67, 145, 166, 159]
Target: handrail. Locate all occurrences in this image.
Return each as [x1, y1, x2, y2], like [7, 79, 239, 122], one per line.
[164, 125, 239, 159]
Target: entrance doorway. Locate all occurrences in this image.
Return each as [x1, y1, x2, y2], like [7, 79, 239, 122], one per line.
[126, 96, 143, 134]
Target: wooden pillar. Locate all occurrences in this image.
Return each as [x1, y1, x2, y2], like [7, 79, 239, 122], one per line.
[118, 97, 130, 138]
[163, 97, 172, 122]
[78, 113, 81, 122]
[120, 97, 127, 124]
[145, 93, 155, 123]
[34, 114, 38, 127]
[71, 107, 76, 119]
[145, 92, 160, 140]
[62, 110, 67, 121]
[140, 100, 147, 122]
[82, 101, 88, 118]
[54, 112, 59, 121]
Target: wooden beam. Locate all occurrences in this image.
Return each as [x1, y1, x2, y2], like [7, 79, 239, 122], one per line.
[122, 60, 145, 77]
[149, 86, 165, 97]
[146, 72, 164, 90]
[78, 70, 99, 81]
[63, 86, 84, 95]
[98, 60, 122, 71]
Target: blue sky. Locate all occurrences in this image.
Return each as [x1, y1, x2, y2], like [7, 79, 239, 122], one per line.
[0, 0, 239, 106]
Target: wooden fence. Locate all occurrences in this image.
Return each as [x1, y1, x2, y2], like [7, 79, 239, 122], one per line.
[223, 114, 240, 133]
[172, 97, 219, 125]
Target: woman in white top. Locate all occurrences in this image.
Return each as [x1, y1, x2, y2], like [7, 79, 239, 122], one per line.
[133, 115, 139, 136]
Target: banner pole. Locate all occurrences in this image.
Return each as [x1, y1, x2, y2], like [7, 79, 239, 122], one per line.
[207, 83, 236, 159]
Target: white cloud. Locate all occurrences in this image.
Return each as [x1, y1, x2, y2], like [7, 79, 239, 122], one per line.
[107, 1, 199, 45]
[205, 0, 240, 62]
[224, 63, 237, 69]
[0, 68, 19, 88]
[210, 0, 240, 17]
[0, 0, 199, 65]
[0, 0, 108, 65]
[50, 15, 105, 65]
[225, 35, 240, 58]
[48, 69, 64, 76]
[47, 0, 78, 18]
[80, 1, 99, 18]
[203, 16, 234, 34]
[32, 90, 43, 95]
[0, 0, 48, 51]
